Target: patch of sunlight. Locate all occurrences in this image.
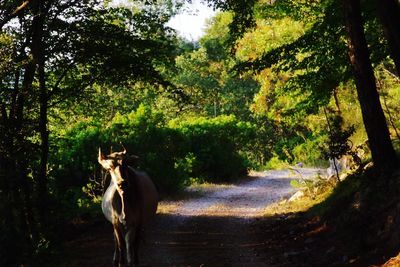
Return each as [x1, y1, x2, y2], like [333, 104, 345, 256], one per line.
[186, 182, 236, 194]
[199, 203, 266, 218]
[157, 201, 184, 215]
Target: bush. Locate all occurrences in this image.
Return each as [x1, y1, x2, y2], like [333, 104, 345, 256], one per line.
[292, 136, 328, 167]
[50, 106, 257, 199]
[169, 115, 255, 182]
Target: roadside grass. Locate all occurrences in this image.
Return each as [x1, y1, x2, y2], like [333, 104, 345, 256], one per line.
[262, 186, 334, 216]
[261, 166, 368, 220]
[262, 175, 336, 216]
[261, 161, 400, 266]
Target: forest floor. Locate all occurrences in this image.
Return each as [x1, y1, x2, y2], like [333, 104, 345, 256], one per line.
[63, 168, 396, 267]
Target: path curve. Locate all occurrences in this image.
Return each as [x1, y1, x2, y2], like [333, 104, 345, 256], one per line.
[159, 167, 323, 218]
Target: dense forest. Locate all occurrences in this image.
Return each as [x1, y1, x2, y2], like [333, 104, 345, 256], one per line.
[1, 0, 399, 266]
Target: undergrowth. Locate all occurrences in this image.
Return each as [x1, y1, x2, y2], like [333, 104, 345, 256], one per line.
[265, 163, 400, 265]
[263, 173, 335, 216]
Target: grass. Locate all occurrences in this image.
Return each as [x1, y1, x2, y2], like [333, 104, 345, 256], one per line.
[262, 179, 335, 216]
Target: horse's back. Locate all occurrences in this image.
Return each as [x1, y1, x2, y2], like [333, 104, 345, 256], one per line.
[131, 169, 158, 224]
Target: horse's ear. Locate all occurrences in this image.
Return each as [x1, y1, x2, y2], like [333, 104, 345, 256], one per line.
[98, 148, 106, 164]
[120, 143, 127, 155]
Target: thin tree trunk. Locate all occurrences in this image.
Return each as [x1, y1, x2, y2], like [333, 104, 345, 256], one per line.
[342, 0, 399, 170]
[323, 108, 341, 182]
[38, 59, 49, 224]
[333, 87, 341, 114]
[31, 0, 49, 224]
[376, 0, 400, 76]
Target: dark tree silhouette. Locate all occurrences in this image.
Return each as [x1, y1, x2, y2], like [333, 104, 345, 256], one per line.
[376, 0, 400, 75]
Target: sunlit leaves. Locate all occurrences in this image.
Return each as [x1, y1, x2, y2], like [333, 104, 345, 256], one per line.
[0, 33, 14, 81]
[201, 12, 233, 61]
[171, 11, 259, 118]
[236, 17, 305, 61]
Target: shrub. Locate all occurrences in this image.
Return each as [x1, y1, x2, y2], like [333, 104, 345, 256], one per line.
[50, 106, 257, 198]
[169, 115, 255, 182]
[292, 136, 328, 167]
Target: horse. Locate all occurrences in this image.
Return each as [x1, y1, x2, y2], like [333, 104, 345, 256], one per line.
[98, 148, 158, 266]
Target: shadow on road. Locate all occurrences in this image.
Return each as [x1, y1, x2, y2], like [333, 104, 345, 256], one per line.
[64, 213, 298, 267]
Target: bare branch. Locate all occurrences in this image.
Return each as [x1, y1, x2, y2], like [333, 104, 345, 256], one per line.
[0, 0, 34, 29]
[12, 0, 32, 15]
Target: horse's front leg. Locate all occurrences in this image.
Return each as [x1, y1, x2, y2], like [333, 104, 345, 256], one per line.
[113, 233, 119, 266]
[113, 226, 126, 267]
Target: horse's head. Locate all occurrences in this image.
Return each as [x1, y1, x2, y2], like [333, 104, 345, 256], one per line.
[98, 148, 138, 192]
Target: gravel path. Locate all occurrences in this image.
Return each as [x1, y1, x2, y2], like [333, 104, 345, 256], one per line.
[65, 168, 325, 267]
[160, 167, 324, 218]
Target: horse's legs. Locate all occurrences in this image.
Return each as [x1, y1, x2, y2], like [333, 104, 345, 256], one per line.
[124, 228, 135, 266]
[125, 226, 141, 266]
[112, 227, 120, 266]
[113, 225, 126, 267]
[133, 227, 142, 265]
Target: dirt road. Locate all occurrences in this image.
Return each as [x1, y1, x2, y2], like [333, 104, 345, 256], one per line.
[64, 168, 323, 267]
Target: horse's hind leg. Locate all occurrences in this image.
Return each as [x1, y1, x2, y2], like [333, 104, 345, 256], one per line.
[133, 227, 142, 266]
[124, 227, 142, 266]
[125, 228, 137, 266]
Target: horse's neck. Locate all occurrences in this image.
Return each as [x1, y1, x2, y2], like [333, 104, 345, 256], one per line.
[102, 183, 118, 223]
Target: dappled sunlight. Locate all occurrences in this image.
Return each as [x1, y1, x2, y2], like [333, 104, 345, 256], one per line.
[157, 201, 185, 215]
[185, 182, 237, 194]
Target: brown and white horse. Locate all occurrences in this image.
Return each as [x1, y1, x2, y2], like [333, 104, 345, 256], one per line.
[98, 148, 158, 266]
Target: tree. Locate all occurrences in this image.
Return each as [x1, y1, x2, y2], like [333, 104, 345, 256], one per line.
[205, 0, 399, 169]
[0, 0, 33, 29]
[0, 0, 177, 264]
[172, 12, 258, 118]
[342, 0, 398, 169]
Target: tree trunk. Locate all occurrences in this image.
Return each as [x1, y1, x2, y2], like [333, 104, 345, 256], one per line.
[342, 0, 399, 170]
[333, 87, 341, 114]
[376, 0, 400, 76]
[31, 0, 49, 224]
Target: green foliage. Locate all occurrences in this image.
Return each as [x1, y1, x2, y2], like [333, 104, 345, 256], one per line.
[201, 12, 234, 61]
[236, 17, 305, 62]
[319, 111, 355, 163]
[50, 106, 256, 197]
[169, 115, 255, 182]
[171, 12, 259, 119]
[265, 154, 289, 170]
[376, 63, 400, 140]
[292, 136, 327, 167]
[3, 1, 400, 264]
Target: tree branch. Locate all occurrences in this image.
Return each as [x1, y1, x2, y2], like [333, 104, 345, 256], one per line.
[0, 0, 33, 29]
